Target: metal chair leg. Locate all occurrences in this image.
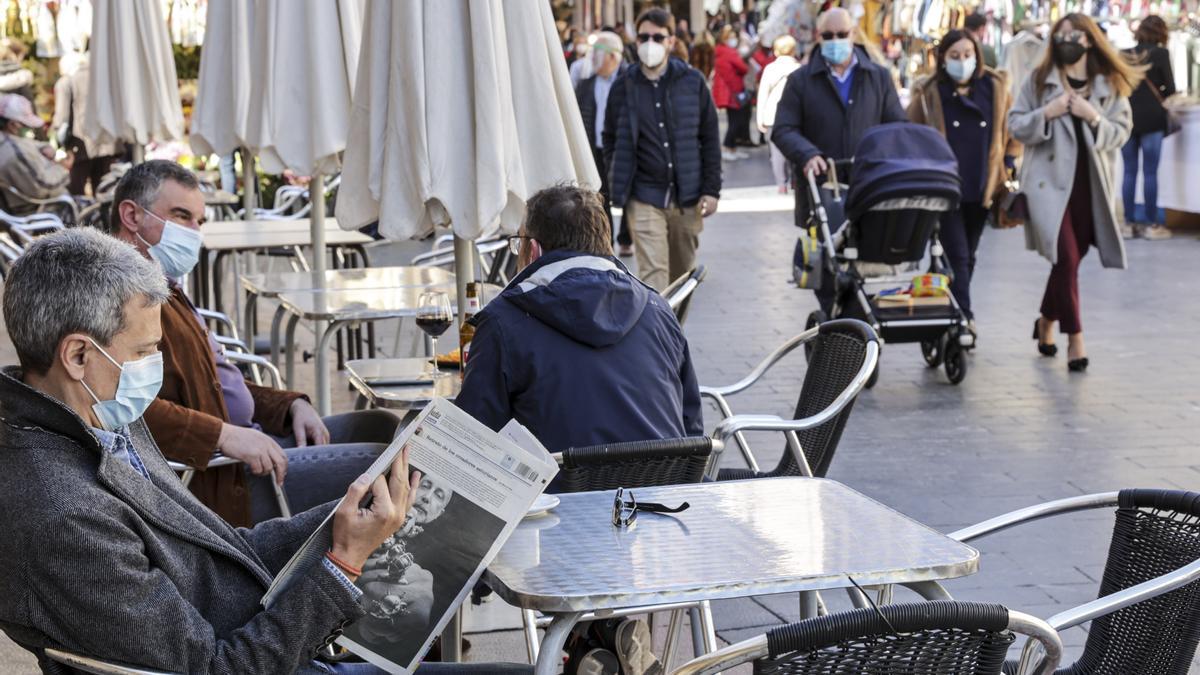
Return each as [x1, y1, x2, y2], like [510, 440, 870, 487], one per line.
[523, 609, 540, 664]
[688, 607, 705, 658]
[663, 608, 684, 673]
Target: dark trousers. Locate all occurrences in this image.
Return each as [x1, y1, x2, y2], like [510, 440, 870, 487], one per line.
[1040, 178, 1095, 334]
[723, 104, 753, 147]
[66, 139, 120, 197]
[591, 145, 631, 246]
[939, 202, 989, 319]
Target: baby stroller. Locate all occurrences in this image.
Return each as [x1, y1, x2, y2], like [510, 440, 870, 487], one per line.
[795, 122, 971, 385]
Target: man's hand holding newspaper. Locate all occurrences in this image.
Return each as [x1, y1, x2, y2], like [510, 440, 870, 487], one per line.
[330, 448, 423, 578]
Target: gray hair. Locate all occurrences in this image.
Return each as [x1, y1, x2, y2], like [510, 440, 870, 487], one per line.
[3, 228, 169, 375]
[107, 159, 200, 234]
[592, 32, 624, 61]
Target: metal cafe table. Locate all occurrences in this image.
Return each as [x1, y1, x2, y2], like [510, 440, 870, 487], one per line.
[242, 266, 454, 357]
[345, 357, 462, 424]
[485, 478, 980, 675]
[195, 218, 374, 312]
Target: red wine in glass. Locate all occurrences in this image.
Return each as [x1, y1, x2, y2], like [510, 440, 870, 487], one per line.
[416, 291, 453, 378]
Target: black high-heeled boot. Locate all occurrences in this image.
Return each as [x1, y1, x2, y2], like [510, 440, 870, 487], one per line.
[1033, 318, 1057, 357]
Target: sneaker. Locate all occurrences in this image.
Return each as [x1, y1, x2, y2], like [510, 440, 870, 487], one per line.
[721, 150, 740, 161]
[1141, 224, 1173, 240]
[618, 244, 633, 257]
[577, 648, 620, 675]
[615, 618, 663, 675]
[1120, 223, 1137, 239]
[733, 149, 750, 159]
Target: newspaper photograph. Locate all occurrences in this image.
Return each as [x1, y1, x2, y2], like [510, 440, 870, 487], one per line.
[262, 397, 557, 674]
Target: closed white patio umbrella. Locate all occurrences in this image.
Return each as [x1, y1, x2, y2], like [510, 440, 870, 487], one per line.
[190, 0, 255, 211]
[336, 0, 599, 328]
[244, 0, 364, 415]
[83, 0, 183, 159]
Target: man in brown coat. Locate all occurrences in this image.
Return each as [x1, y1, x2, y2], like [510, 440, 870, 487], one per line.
[107, 160, 399, 526]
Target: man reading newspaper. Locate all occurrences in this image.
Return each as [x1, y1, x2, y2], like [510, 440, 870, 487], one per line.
[0, 229, 532, 673]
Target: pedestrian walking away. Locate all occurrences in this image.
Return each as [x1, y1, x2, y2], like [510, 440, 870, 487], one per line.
[1121, 15, 1176, 240]
[1008, 13, 1141, 372]
[770, 6, 907, 314]
[602, 7, 722, 292]
[757, 35, 801, 194]
[908, 28, 1019, 334]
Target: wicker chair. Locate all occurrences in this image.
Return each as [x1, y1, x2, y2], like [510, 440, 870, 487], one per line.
[556, 437, 715, 493]
[670, 601, 1062, 675]
[707, 319, 878, 480]
[950, 489, 1200, 675]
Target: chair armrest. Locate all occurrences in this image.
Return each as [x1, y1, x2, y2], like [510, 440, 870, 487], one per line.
[670, 634, 767, 675]
[1046, 557, 1200, 632]
[195, 308, 240, 340]
[225, 351, 283, 390]
[947, 492, 1121, 543]
[44, 648, 176, 675]
[213, 335, 248, 353]
[700, 326, 818, 398]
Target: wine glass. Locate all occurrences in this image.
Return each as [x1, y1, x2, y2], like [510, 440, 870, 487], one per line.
[415, 291, 453, 379]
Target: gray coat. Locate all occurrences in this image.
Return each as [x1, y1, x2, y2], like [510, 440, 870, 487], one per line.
[0, 367, 365, 674]
[1008, 71, 1132, 268]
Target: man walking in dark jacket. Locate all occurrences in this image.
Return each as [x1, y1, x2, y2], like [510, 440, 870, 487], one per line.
[771, 7, 906, 312]
[576, 31, 634, 256]
[603, 8, 722, 291]
[455, 185, 703, 478]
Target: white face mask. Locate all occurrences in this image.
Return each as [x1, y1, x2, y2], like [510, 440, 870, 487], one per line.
[638, 40, 667, 68]
[725, 38, 739, 48]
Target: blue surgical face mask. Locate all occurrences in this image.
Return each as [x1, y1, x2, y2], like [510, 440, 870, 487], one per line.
[138, 209, 203, 279]
[945, 57, 976, 83]
[821, 38, 853, 65]
[80, 338, 163, 432]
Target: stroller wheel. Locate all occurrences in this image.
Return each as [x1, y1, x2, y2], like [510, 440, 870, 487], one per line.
[944, 340, 968, 385]
[921, 336, 944, 368]
[804, 310, 827, 363]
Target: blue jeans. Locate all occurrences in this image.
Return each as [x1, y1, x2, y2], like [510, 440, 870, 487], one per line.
[938, 202, 989, 320]
[1121, 131, 1164, 225]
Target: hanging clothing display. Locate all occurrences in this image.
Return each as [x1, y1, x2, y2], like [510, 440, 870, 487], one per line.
[56, 0, 92, 54]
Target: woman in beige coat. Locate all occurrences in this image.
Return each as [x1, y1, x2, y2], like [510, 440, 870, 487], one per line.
[1008, 13, 1141, 372]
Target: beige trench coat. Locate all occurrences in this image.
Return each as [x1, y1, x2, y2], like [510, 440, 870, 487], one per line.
[1007, 71, 1132, 268]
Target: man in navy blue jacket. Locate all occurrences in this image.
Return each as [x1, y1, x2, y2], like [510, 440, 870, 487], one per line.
[455, 185, 703, 476]
[602, 8, 721, 291]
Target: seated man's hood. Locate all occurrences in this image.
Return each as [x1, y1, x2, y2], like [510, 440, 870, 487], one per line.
[496, 250, 651, 348]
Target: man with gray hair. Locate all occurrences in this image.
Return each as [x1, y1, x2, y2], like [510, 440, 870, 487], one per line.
[105, 160, 400, 527]
[771, 7, 906, 313]
[576, 30, 633, 255]
[0, 227, 464, 672]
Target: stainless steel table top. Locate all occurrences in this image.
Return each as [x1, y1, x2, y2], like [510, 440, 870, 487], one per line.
[345, 358, 461, 410]
[485, 478, 979, 613]
[241, 266, 454, 298]
[200, 218, 372, 251]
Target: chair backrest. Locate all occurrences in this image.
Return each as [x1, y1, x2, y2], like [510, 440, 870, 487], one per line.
[557, 437, 714, 493]
[1074, 488, 1200, 674]
[754, 602, 1016, 675]
[663, 265, 707, 325]
[770, 319, 874, 478]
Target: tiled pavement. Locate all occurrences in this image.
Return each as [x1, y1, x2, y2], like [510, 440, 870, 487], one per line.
[0, 144, 1197, 671]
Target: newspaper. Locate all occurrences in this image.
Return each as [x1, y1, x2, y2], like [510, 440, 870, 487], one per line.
[262, 397, 558, 673]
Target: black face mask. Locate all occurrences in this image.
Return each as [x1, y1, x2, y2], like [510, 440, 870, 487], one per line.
[1053, 42, 1087, 66]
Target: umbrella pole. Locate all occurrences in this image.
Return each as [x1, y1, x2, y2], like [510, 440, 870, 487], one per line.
[132, 144, 145, 164]
[453, 235, 475, 325]
[312, 172, 331, 415]
[241, 148, 257, 215]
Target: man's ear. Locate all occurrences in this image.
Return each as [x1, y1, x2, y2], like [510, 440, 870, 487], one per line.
[115, 200, 143, 236]
[58, 334, 90, 381]
[528, 239, 544, 264]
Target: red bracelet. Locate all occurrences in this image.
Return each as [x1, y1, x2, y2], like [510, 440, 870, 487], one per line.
[325, 550, 362, 577]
